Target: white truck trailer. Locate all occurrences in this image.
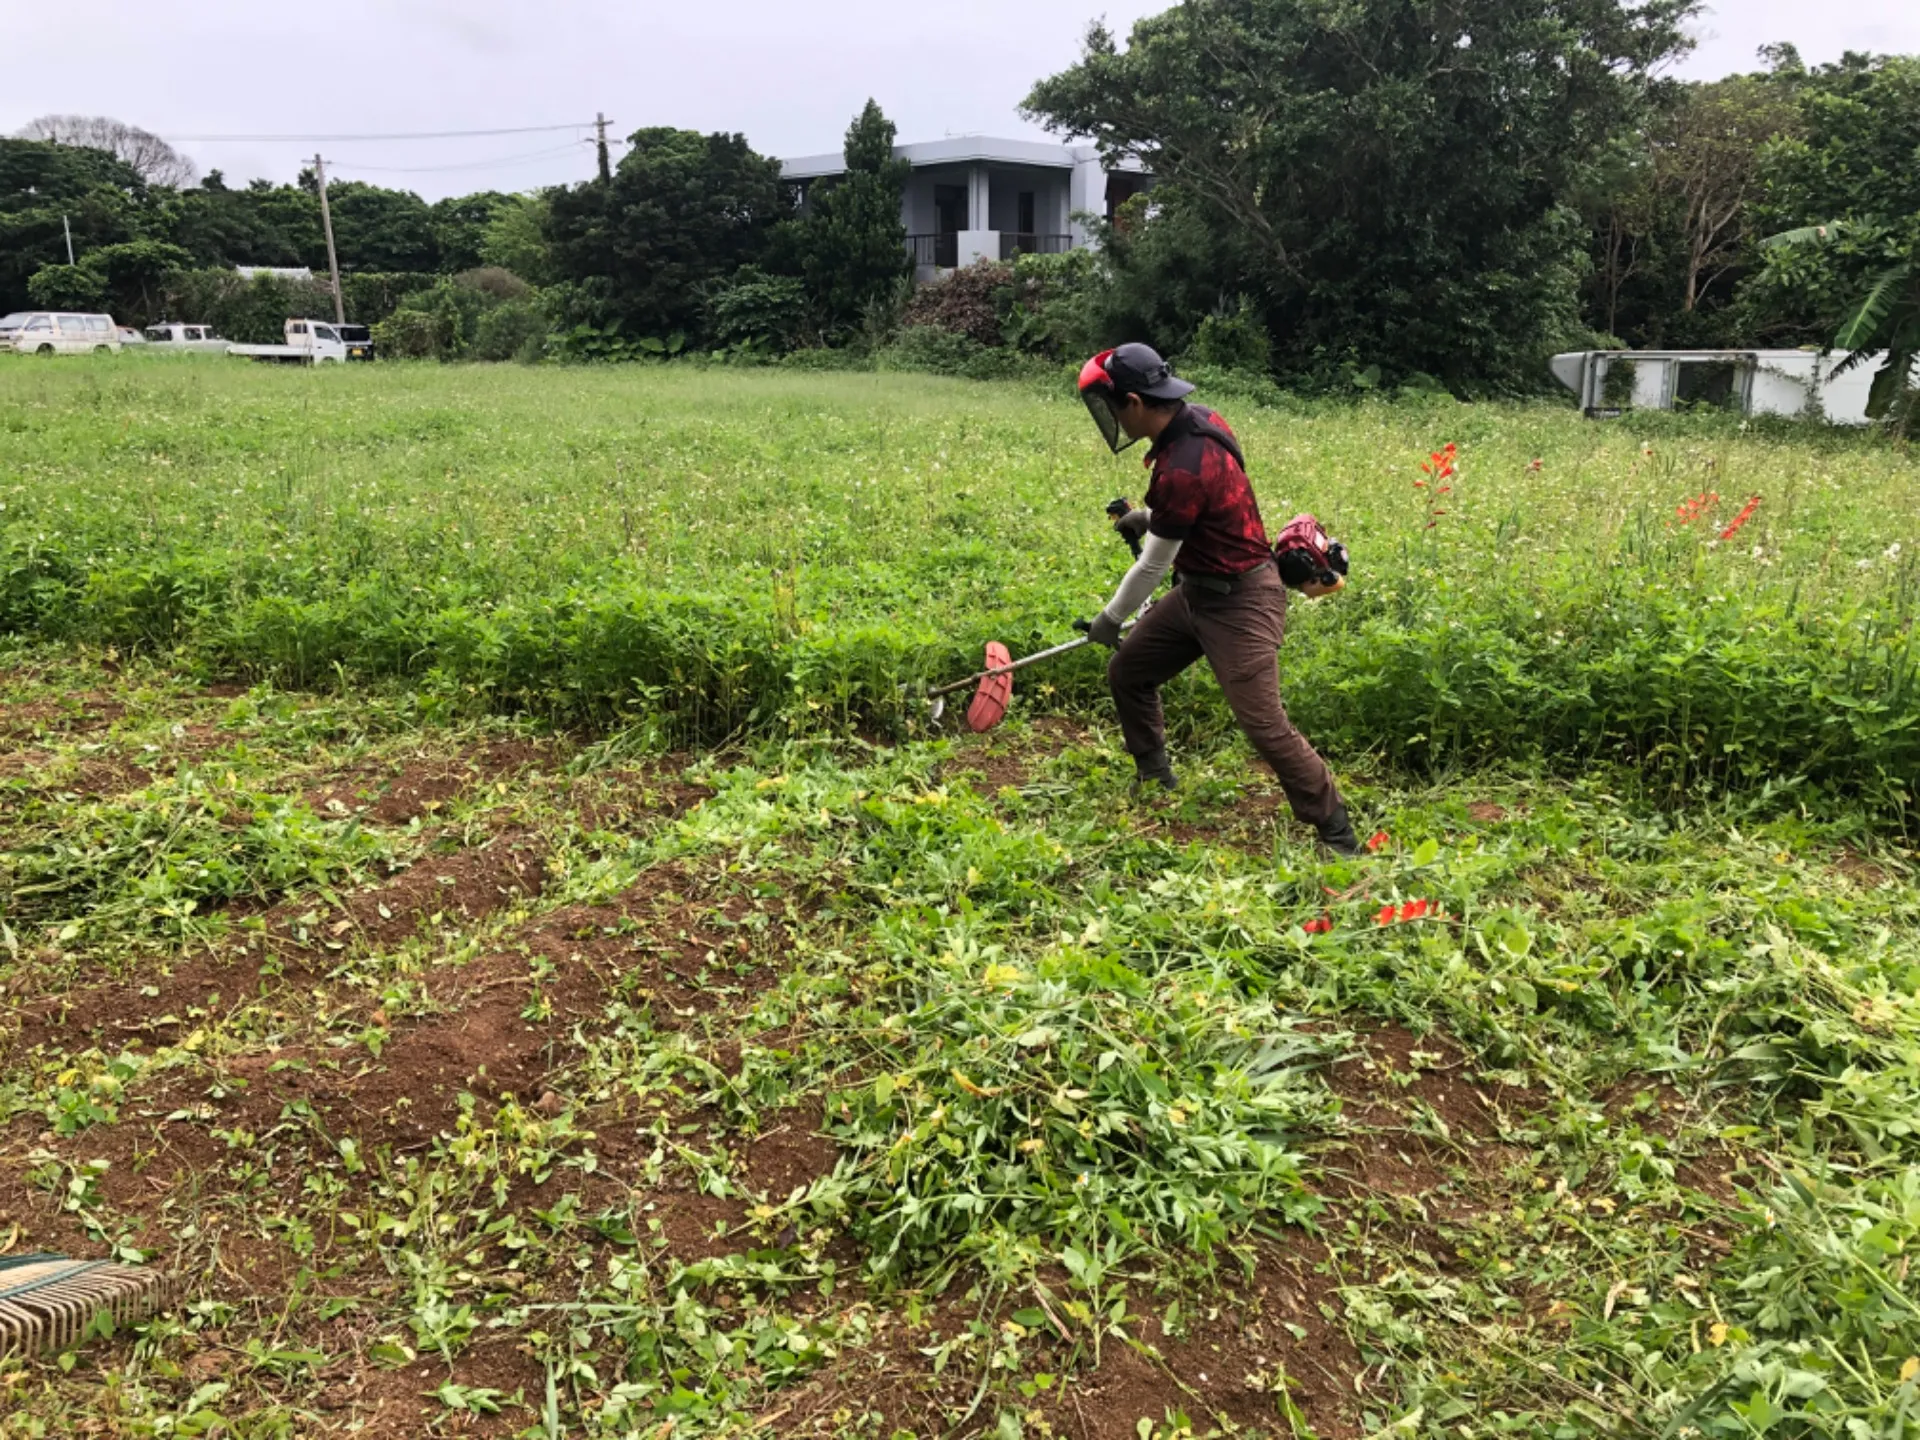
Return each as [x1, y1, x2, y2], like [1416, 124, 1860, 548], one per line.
[1549, 348, 1918, 424]
[228, 319, 372, 365]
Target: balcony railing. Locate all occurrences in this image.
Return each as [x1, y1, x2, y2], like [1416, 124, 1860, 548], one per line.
[1000, 232, 1072, 260]
[906, 233, 959, 268]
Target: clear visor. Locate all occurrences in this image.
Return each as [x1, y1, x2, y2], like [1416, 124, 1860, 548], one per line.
[1081, 389, 1138, 454]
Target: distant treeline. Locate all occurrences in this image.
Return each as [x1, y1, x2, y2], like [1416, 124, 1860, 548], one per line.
[3, 3, 1917, 416]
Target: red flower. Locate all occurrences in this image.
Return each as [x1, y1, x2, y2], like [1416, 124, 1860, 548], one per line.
[1527, 458, 1543, 472]
[1366, 831, 1391, 853]
[1376, 897, 1440, 926]
[1302, 915, 1333, 935]
[1719, 495, 1762, 542]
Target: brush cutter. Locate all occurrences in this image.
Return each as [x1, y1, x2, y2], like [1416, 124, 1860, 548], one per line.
[922, 628, 1134, 731]
[912, 498, 1155, 733]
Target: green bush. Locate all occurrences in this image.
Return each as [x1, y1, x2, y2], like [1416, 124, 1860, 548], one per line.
[371, 308, 439, 360]
[472, 298, 549, 363]
[709, 266, 811, 353]
[877, 325, 1054, 382]
[1185, 297, 1271, 374]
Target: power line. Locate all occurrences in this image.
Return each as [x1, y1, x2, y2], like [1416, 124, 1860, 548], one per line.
[328, 141, 591, 174]
[161, 122, 599, 143]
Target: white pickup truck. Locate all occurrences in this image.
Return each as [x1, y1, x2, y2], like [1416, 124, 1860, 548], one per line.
[229, 319, 373, 365]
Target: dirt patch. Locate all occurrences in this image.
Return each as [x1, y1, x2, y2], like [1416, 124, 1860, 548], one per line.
[8, 838, 548, 1058]
[569, 760, 713, 832]
[1325, 1024, 1495, 1141]
[0, 747, 52, 780]
[269, 836, 549, 957]
[637, 1187, 752, 1263]
[941, 742, 1032, 795]
[742, 1102, 839, 1202]
[513, 866, 789, 1026]
[325, 1335, 544, 1439]
[759, 1238, 1363, 1440]
[1320, 1023, 1514, 1213]
[1155, 771, 1295, 851]
[340, 986, 574, 1145]
[1467, 801, 1509, 823]
[306, 740, 550, 826]
[1835, 845, 1894, 889]
[745, 1293, 993, 1437]
[0, 696, 126, 738]
[1601, 1079, 1693, 1141]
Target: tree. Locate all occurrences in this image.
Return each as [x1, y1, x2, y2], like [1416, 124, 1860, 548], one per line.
[27, 240, 193, 325]
[306, 176, 439, 272]
[480, 193, 555, 285]
[786, 100, 911, 338]
[1024, 0, 1697, 392]
[1750, 55, 1920, 428]
[546, 128, 791, 341]
[17, 114, 198, 187]
[431, 191, 515, 273]
[1660, 76, 1799, 315]
[26, 265, 106, 311]
[1575, 65, 1800, 347]
[0, 138, 148, 312]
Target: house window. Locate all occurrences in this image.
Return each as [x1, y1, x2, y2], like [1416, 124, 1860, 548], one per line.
[1017, 191, 1036, 236]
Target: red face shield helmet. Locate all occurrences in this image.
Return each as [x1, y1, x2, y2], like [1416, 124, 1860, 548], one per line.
[1077, 344, 1196, 454]
[1078, 349, 1130, 454]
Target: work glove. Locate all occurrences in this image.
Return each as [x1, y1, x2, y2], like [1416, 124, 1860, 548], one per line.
[1074, 612, 1124, 648]
[1113, 507, 1151, 542]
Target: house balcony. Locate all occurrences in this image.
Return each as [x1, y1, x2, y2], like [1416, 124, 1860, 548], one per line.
[905, 231, 1075, 275]
[906, 233, 959, 269]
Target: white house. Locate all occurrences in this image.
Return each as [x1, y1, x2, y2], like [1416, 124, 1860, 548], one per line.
[782, 136, 1153, 284]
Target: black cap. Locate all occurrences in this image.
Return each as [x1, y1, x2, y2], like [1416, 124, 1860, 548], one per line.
[1103, 342, 1194, 401]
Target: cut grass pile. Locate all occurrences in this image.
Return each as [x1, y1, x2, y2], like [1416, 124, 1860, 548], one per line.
[2, 358, 1917, 806]
[1, 642, 1917, 1439]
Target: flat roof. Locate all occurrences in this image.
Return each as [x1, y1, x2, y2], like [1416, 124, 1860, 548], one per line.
[783, 135, 1135, 180]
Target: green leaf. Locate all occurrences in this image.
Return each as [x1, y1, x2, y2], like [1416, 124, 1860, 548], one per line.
[1412, 837, 1440, 867]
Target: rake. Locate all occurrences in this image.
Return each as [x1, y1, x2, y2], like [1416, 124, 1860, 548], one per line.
[0, 1253, 172, 1358]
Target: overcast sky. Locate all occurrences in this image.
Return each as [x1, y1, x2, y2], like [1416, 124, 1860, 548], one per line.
[7, 1, 1917, 200]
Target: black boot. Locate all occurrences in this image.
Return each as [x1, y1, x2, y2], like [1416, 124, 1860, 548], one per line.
[1131, 748, 1179, 794]
[1316, 804, 1363, 857]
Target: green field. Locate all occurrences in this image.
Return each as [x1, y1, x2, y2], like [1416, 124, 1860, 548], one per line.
[2, 358, 1919, 1439]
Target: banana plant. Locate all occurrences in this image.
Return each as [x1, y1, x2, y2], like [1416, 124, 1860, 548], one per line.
[1764, 220, 1920, 432]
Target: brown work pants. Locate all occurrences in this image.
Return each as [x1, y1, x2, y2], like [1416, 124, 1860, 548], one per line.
[1107, 562, 1342, 826]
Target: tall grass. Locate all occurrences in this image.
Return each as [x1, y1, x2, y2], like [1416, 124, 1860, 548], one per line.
[3, 356, 1916, 807]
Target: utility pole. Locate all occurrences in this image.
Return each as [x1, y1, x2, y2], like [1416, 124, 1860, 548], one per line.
[62, 214, 74, 265]
[313, 153, 345, 325]
[595, 113, 611, 184]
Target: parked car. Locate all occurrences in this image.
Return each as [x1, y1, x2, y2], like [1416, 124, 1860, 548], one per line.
[144, 322, 231, 353]
[0, 311, 124, 355]
[118, 326, 147, 345]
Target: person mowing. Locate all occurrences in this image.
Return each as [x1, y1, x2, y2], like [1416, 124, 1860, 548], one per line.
[1072, 343, 1362, 857]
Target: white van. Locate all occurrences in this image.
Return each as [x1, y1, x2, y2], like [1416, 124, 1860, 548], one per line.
[144, 322, 231, 353]
[0, 311, 123, 355]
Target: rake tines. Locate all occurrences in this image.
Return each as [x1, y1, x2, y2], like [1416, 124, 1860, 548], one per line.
[0, 1254, 173, 1358]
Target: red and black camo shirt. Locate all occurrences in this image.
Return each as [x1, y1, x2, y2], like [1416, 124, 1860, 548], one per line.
[1142, 404, 1272, 576]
